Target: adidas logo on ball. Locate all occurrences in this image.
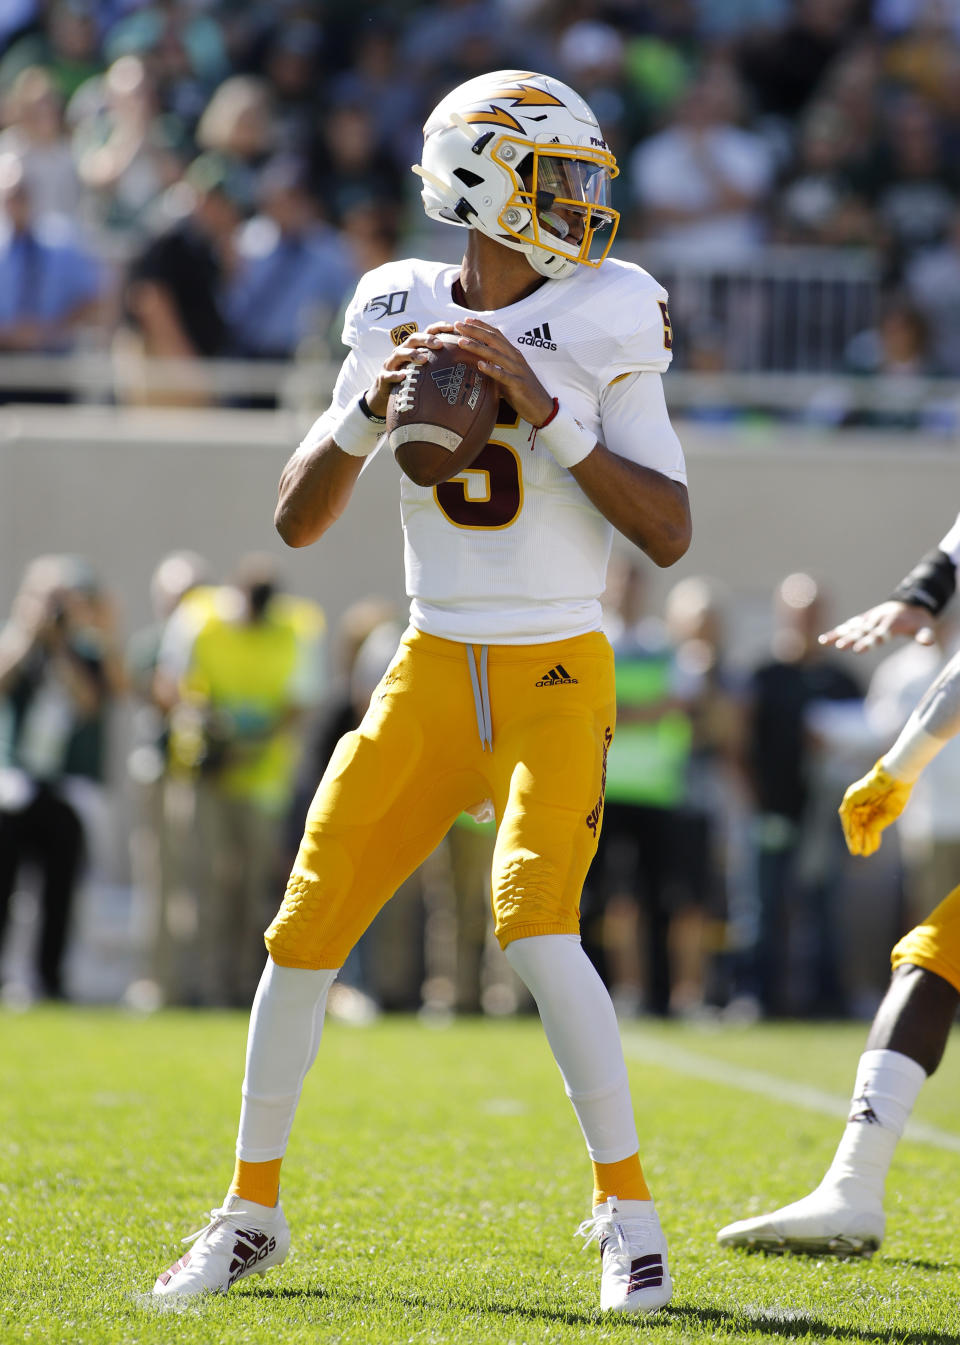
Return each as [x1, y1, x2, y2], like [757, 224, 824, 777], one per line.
[430, 363, 466, 405]
[517, 323, 557, 351]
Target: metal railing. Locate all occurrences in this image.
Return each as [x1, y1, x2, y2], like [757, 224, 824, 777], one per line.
[0, 244, 907, 410]
[629, 243, 881, 375]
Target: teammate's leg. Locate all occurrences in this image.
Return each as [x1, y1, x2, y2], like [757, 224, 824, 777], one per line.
[717, 886, 960, 1255]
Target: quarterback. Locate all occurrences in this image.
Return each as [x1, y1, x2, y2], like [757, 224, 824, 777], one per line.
[719, 517, 960, 1255]
[151, 71, 690, 1314]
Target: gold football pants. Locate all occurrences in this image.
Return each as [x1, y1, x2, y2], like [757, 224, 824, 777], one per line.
[266, 627, 616, 969]
[892, 882, 960, 993]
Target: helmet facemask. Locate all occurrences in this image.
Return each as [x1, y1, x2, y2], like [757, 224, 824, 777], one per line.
[494, 139, 619, 276]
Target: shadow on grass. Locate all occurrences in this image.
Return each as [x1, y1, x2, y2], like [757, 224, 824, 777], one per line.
[730, 1246, 960, 1274]
[246, 1284, 960, 1341]
[668, 1304, 960, 1344]
[248, 1283, 601, 1327]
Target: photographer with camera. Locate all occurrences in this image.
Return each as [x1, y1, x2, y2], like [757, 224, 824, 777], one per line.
[0, 555, 121, 1001]
[155, 554, 325, 1007]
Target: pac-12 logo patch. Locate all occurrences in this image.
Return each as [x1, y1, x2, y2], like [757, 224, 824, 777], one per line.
[390, 321, 419, 346]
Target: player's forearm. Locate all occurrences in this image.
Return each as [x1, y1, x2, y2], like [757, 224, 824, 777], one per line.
[571, 446, 691, 566]
[884, 647, 960, 781]
[275, 438, 364, 548]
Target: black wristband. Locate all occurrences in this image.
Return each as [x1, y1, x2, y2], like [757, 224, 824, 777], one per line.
[890, 548, 957, 615]
[358, 392, 386, 425]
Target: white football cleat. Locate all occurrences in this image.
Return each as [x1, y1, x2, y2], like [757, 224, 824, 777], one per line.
[716, 1183, 885, 1256]
[152, 1193, 290, 1297]
[577, 1197, 672, 1314]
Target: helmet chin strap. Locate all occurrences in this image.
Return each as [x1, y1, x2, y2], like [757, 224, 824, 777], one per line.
[526, 247, 577, 280]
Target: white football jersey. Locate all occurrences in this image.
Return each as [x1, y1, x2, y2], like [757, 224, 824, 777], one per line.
[297, 257, 686, 644]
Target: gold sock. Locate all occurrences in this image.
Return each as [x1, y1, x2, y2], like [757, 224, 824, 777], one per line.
[230, 1157, 283, 1208]
[592, 1152, 651, 1207]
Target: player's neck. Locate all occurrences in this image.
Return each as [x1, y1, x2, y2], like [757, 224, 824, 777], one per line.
[456, 234, 548, 311]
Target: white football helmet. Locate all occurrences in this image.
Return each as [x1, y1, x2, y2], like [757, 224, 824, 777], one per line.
[413, 70, 619, 280]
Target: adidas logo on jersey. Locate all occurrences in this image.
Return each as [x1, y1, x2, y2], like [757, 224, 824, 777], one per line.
[536, 664, 578, 687]
[517, 322, 557, 351]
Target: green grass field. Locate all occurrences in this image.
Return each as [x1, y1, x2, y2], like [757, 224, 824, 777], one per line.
[3, 1008, 960, 1345]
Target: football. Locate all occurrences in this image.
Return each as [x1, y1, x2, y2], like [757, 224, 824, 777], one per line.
[386, 336, 499, 488]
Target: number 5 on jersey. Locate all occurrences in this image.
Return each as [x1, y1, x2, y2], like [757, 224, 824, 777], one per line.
[435, 402, 523, 530]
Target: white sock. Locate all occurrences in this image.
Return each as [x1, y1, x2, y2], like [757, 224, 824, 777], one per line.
[505, 934, 639, 1164]
[823, 1048, 927, 1201]
[236, 958, 338, 1162]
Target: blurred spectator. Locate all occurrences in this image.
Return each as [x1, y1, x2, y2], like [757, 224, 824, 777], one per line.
[0, 150, 102, 363]
[742, 574, 863, 1018]
[399, 0, 521, 87]
[630, 61, 774, 257]
[738, 0, 861, 121]
[102, 2, 229, 128]
[906, 206, 960, 374]
[195, 74, 275, 206]
[555, 20, 648, 210]
[226, 155, 357, 362]
[309, 102, 405, 229]
[158, 555, 325, 1007]
[881, 0, 960, 112]
[71, 55, 185, 248]
[819, 39, 886, 160]
[125, 549, 210, 1011]
[868, 94, 958, 266]
[0, 1, 101, 103]
[844, 294, 934, 376]
[0, 555, 123, 1002]
[328, 27, 423, 179]
[583, 556, 694, 1017]
[0, 66, 80, 220]
[664, 576, 749, 1013]
[263, 20, 324, 157]
[340, 199, 400, 278]
[117, 151, 248, 403]
[776, 103, 879, 247]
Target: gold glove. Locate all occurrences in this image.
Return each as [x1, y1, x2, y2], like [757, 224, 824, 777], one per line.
[839, 762, 914, 857]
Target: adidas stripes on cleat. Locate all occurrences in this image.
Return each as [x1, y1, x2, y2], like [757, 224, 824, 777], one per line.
[577, 1197, 673, 1314]
[152, 1193, 290, 1297]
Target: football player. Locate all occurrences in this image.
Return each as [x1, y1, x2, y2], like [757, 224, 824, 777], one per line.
[718, 516, 960, 1255]
[151, 71, 690, 1314]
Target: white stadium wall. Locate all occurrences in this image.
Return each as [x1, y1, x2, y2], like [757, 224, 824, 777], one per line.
[1, 407, 958, 656]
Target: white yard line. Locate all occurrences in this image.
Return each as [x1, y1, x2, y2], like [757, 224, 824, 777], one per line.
[622, 1030, 960, 1154]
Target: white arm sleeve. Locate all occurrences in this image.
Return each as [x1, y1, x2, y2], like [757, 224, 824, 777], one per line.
[599, 371, 686, 484]
[293, 347, 383, 461]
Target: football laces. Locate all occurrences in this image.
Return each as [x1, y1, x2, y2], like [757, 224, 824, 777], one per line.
[395, 361, 420, 415]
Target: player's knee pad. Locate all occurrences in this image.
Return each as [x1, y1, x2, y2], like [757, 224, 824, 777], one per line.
[265, 837, 356, 969]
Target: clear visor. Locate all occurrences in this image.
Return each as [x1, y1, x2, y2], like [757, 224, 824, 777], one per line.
[535, 154, 614, 211]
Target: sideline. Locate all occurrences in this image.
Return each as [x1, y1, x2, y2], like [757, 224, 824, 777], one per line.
[622, 1029, 960, 1154]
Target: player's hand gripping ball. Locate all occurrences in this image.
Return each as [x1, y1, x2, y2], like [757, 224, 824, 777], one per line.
[386, 335, 499, 488]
